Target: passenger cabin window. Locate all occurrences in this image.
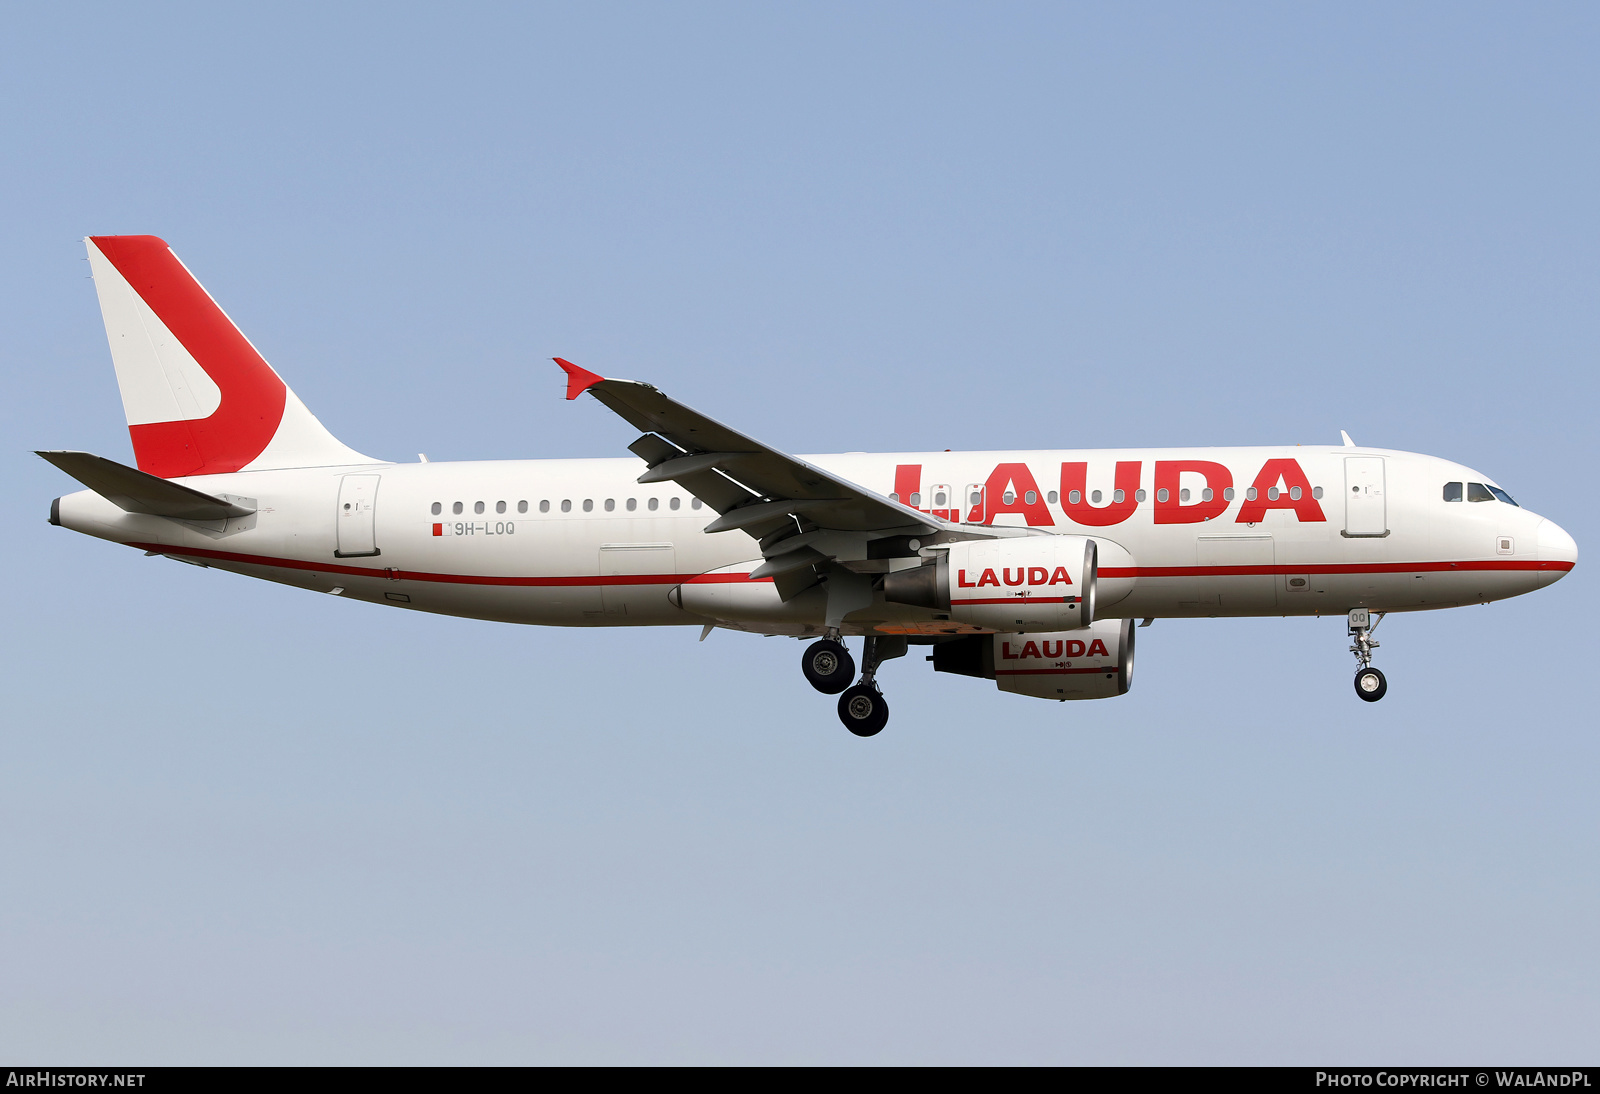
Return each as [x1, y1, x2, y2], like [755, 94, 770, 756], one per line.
[670, 497, 680, 510]
[626, 498, 637, 511]
[496, 501, 506, 514]
[1045, 491, 1057, 504]
[474, 501, 485, 514]
[583, 499, 594, 512]
[648, 498, 659, 511]
[691, 498, 703, 510]
[604, 499, 615, 512]
[453, 502, 464, 515]
[1467, 482, 1495, 503]
[539, 500, 549, 513]
[518, 500, 528, 514]
[1135, 489, 1148, 502]
[561, 500, 572, 512]
[1443, 482, 1463, 502]
[431, 502, 441, 515]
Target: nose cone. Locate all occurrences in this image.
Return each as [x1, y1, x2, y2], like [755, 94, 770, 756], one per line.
[1536, 518, 1578, 584]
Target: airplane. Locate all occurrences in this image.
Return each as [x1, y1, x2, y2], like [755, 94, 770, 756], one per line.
[40, 235, 1579, 736]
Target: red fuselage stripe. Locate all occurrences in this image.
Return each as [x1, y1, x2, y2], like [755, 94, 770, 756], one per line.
[125, 541, 772, 586]
[1099, 560, 1573, 577]
[125, 541, 1573, 587]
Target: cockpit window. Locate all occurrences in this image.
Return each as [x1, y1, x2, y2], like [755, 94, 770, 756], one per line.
[1467, 482, 1495, 503]
[1488, 485, 1519, 507]
[1443, 482, 1463, 502]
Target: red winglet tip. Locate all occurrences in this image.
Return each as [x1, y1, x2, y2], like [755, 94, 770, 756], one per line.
[553, 357, 605, 401]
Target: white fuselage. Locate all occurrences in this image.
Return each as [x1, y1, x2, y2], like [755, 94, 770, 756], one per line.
[53, 445, 1575, 635]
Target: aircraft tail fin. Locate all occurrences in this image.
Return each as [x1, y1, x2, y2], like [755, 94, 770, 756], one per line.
[84, 235, 380, 478]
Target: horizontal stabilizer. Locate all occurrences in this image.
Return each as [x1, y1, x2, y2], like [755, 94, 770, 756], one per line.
[36, 450, 255, 520]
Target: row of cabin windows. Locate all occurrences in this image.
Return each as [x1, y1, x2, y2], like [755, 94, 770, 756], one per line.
[890, 486, 1324, 507]
[429, 497, 705, 516]
[1443, 482, 1518, 506]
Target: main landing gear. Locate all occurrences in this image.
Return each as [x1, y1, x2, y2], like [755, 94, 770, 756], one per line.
[802, 633, 906, 736]
[1348, 608, 1388, 703]
[801, 637, 854, 694]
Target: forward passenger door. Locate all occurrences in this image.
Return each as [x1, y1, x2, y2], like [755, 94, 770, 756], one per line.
[1343, 458, 1387, 537]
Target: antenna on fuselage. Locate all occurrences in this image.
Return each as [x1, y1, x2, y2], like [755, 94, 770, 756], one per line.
[1340, 430, 1356, 447]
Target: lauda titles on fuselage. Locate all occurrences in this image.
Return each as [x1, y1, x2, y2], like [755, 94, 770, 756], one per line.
[42, 236, 1578, 736]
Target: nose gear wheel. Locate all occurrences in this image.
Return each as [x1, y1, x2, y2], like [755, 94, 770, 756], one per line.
[1354, 667, 1388, 702]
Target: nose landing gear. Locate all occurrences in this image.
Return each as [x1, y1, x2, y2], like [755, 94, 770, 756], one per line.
[1348, 608, 1388, 703]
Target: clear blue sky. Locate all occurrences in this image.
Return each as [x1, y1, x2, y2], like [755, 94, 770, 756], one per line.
[2, 2, 1596, 1064]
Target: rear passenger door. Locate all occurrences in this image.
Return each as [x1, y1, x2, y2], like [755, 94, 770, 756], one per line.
[335, 474, 381, 557]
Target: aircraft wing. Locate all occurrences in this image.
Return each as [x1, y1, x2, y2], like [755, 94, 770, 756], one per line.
[555, 358, 949, 596]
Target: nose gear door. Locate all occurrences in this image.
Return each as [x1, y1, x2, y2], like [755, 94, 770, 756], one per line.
[335, 474, 381, 557]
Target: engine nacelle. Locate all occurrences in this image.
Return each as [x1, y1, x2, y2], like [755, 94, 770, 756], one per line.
[885, 536, 1098, 630]
[930, 618, 1136, 701]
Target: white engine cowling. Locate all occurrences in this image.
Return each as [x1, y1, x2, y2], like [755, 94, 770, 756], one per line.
[930, 618, 1136, 701]
[884, 536, 1137, 623]
[918, 536, 1099, 630]
[993, 618, 1134, 700]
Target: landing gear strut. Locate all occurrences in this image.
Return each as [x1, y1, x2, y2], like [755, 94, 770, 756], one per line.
[1348, 608, 1388, 703]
